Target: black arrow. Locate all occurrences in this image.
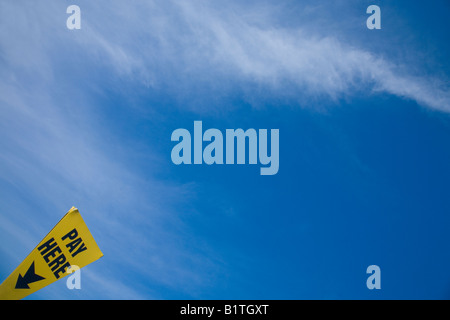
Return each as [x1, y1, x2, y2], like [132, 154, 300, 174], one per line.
[15, 261, 45, 289]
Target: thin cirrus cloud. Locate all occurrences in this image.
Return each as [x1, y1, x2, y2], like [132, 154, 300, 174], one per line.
[0, 1, 224, 298]
[71, 0, 450, 112]
[2, 1, 448, 112]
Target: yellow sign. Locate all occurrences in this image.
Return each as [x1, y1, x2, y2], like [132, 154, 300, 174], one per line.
[0, 207, 103, 300]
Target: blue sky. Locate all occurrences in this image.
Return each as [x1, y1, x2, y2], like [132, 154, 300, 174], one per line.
[0, 0, 449, 299]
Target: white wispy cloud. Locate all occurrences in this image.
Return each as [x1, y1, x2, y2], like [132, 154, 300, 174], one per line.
[0, 0, 223, 299]
[66, 0, 450, 112]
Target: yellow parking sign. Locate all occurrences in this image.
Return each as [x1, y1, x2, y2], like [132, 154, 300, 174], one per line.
[0, 207, 103, 300]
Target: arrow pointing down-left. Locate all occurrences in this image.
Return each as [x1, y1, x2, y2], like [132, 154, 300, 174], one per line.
[15, 262, 45, 289]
